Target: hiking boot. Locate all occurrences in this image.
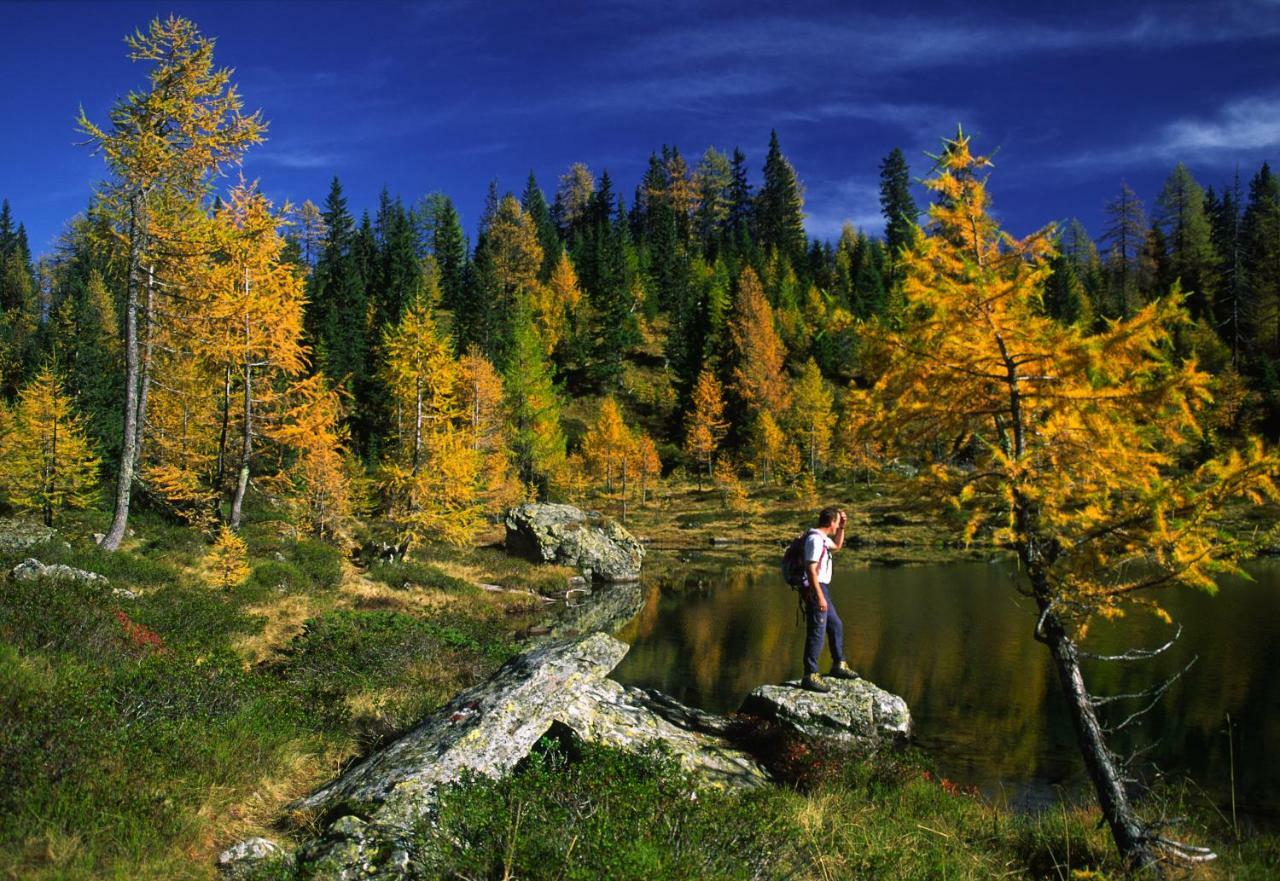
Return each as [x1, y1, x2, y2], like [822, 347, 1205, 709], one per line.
[828, 660, 859, 680]
[800, 673, 831, 693]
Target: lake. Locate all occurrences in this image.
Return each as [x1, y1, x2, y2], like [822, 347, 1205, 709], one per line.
[613, 558, 1280, 823]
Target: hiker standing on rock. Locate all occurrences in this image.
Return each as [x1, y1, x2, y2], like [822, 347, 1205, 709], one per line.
[800, 506, 858, 693]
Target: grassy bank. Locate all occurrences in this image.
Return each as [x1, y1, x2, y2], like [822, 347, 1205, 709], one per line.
[2, 490, 1277, 879]
[0, 509, 555, 881]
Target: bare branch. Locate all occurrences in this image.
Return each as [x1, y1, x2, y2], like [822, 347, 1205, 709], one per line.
[1153, 836, 1217, 864]
[1102, 657, 1196, 733]
[1080, 625, 1182, 662]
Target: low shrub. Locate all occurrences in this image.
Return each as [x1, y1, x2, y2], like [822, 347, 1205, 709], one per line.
[284, 539, 343, 589]
[367, 559, 477, 595]
[244, 560, 309, 597]
[418, 741, 792, 881]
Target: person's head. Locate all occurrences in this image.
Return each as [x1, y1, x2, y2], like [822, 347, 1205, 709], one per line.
[817, 506, 842, 531]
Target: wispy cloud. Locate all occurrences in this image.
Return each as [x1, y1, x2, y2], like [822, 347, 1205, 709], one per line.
[253, 146, 345, 169]
[626, 7, 1280, 76]
[805, 176, 884, 241]
[1053, 94, 1280, 169]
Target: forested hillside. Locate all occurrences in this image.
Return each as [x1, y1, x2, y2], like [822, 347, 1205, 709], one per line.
[1, 16, 1278, 547]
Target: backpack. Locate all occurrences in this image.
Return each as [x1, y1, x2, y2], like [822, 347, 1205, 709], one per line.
[781, 529, 826, 589]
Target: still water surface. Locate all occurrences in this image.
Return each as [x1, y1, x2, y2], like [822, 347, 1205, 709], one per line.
[613, 559, 1280, 820]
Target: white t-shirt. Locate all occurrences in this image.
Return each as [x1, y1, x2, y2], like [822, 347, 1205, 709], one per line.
[803, 530, 836, 586]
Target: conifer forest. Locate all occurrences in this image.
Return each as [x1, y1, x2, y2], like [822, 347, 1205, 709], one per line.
[2, 10, 1280, 881]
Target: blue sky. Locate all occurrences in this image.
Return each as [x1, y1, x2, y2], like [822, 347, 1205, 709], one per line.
[3, 0, 1280, 257]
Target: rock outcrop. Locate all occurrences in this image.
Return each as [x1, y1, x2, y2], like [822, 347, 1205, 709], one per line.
[740, 677, 912, 747]
[504, 503, 644, 582]
[10, 558, 109, 586]
[0, 519, 56, 553]
[285, 632, 765, 879]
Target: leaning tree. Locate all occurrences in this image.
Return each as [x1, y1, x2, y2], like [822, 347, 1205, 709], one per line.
[861, 129, 1279, 870]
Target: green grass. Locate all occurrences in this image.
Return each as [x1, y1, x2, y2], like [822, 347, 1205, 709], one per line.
[3, 499, 1277, 881]
[258, 736, 1274, 881]
[366, 559, 479, 595]
[0, 510, 529, 881]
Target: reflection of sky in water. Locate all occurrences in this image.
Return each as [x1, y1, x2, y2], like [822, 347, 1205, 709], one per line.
[613, 560, 1280, 823]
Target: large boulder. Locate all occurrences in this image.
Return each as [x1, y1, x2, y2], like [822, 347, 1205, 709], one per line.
[740, 677, 912, 748]
[0, 519, 56, 553]
[10, 558, 109, 586]
[283, 632, 765, 880]
[504, 503, 644, 582]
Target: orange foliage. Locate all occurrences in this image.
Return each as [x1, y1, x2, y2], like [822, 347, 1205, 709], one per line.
[728, 268, 790, 415]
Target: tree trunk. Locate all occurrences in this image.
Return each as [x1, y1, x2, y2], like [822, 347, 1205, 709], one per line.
[45, 416, 57, 528]
[100, 191, 146, 551]
[1036, 600, 1157, 871]
[135, 265, 154, 464]
[411, 378, 423, 476]
[229, 362, 252, 529]
[216, 363, 232, 489]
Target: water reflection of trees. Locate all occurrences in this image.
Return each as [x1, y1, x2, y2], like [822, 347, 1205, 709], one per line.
[613, 562, 1280, 817]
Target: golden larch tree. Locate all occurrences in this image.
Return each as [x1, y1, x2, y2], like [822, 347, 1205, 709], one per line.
[379, 296, 488, 552]
[0, 367, 101, 526]
[683, 368, 728, 487]
[208, 182, 308, 528]
[629, 431, 663, 505]
[747, 409, 793, 484]
[456, 349, 523, 515]
[79, 15, 265, 550]
[265, 374, 354, 542]
[582, 397, 634, 494]
[206, 525, 249, 590]
[788, 358, 834, 475]
[727, 267, 790, 416]
[864, 128, 1280, 870]
[529, 251, 582, 356]
[134, 193, 224, 523]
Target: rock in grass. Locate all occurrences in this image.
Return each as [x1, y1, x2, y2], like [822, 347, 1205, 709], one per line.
[288, 632, 765, 880]
[504, 503, 644, 582]
[10, 558, 108, 586]
[740, 678, 912, 748]
[217, 837, 291, 879]
[0, 519, 56, 552]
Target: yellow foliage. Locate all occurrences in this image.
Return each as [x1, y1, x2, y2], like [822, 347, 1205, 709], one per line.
[579, 397, 663, 511]
[683, 368, 728, 480]
[581, 397, 633, 490]
[458, 347, 506, 454]
[863, 128, 1280, 632]
[712, 458, 750, 512]
[787, 358, 834, 474]
[0, 367, 100, 525]
[747, 410, 797, 483]
[529, 252, 582, 356]
[728, 268, 790, 416]
[206, 526, 249, 590]
[381, 432, 485, 551]
[266, 374, 354, 542]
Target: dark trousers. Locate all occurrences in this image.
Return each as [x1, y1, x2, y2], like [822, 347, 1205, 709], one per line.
[803, 582, 844, 675]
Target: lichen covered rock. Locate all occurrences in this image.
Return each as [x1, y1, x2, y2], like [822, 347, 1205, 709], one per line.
[0, 519, 56, 553]
[504, 503, 644, 582]
[216, 837, 291, 879]
[740, 678, 912, 747]
[10, 558, 109, 586]
[284, 632, 765, 879]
